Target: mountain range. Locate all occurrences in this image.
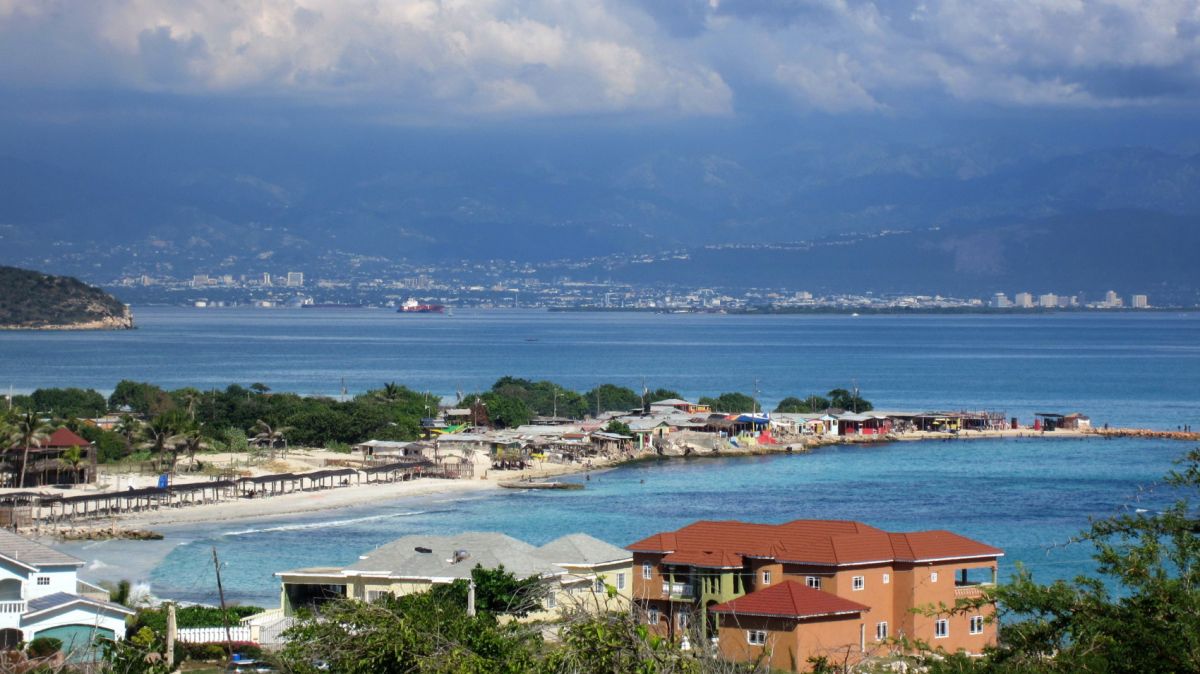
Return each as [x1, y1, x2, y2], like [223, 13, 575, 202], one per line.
[0, 140, 1197, 298]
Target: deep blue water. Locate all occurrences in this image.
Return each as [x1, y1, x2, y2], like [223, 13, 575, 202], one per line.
[3, 307, 1200, 428]
[7, 308, 1198, 607]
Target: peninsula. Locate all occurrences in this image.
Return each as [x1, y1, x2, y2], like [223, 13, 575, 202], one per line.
[0, 265, 133, 330]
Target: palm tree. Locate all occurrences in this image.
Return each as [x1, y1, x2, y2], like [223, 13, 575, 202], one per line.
[138, 415, 180, 473]
[179, 389, 202, 421]
[250, 420, 292, 459]
[58, 445, 85, 484]
[375, 382, 402, 403]
[171, 423, 211, 472]
[114, 414, 141, 457]
[8, 411, 51, 489]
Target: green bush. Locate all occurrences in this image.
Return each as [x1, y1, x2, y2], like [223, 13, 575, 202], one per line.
[27, 636, 62, 658]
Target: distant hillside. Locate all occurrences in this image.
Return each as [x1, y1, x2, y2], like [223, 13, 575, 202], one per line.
[595, 210, 1200, 303]
[0, 266, 133, 330]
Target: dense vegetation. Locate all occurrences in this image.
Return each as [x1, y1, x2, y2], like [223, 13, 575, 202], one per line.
[0, 265, 129, 328]
[2, 378, 864, 475]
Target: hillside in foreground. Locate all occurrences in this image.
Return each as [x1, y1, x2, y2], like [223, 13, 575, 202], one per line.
[0, 266, 132, 330]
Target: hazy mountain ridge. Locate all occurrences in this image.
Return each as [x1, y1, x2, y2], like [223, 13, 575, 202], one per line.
[0, 145, 1198, 288]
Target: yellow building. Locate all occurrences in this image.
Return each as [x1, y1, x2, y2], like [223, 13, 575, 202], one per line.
[276, 531, 631, 620]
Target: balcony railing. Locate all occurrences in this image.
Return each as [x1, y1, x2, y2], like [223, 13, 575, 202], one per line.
[662, 582, 694, 598]
[953, 583, 994, 600]
[0, 601, 26, 614]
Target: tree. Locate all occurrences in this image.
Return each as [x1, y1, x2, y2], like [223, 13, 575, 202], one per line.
[428, 565, 546, 618]
[8, 410, 51, 488]
[249, 382, 271, 395]
[604, 420, 633, 436]
[29, 387, 107, 418]
[911, 448, 1200, 674]
[170, 423, 210, 472]
[774, 395, 831, 413]
[114, 414, 141, 456]
[827, 388, 872, 412]
[250, 419, 293, 457]
[698, 392, 757, 413]
[138, 413, 184, 472]
[280, 590, 543, 674]
[647, 388, 683, 403]
[583, 384, 642, 415]
[374, 381, 403, 403]
[57, 445, 86, 483]
[109, 380, 174, 416]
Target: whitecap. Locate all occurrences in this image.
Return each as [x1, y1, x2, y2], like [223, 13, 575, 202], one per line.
[221, 510, 429, 537]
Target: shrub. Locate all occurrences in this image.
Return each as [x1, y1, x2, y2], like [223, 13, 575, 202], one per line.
[27, 636, 62, 658]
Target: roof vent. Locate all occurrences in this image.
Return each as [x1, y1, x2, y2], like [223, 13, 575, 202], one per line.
[414, 547, 432, 554]
[451, 549, 470, 564]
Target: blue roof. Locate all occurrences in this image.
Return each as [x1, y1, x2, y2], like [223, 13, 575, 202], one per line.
[25, 592, 133, 616]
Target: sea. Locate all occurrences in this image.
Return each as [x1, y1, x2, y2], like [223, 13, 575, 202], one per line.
[2, 307, 1198, 608]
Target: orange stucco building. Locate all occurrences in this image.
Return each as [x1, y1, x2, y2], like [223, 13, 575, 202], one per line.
[627, 519, 1002, 672]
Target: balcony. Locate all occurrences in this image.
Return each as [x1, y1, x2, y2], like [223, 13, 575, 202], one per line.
[953, 583, 994, 600]
[0, 601, 26, 614]
[661, 582, 695, 599]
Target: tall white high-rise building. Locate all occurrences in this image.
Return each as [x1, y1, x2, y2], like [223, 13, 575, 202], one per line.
[991, 293, 1012, 308]
[1038, 293, 1058, 308]
[1131, 294, 1149, 308]
[1104, 290, 1122, 307]
[1013, 292, 1034, 308]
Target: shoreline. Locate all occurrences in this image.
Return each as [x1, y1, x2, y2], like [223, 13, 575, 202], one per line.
[29, 428, 1125, 538]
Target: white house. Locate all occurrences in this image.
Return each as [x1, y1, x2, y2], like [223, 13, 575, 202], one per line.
[0, 530, 133, 661]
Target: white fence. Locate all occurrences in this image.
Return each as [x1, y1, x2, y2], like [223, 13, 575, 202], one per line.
[176, 626, 252, 643]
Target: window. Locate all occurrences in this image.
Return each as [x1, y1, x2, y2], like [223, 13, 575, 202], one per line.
[969, 616, 984, 635]
[882, 573, 890, 585]
[679, 612, 689, 629]
[852, 575, 865, 591]
[806, 576, 822, 589]
[366, 590, 388, 602]
[935, 619, 949, 639]
[761, 570, 771, 586]
[594, 578, 606, 593]
[930, 571, 939, 583]
[647, 608, 659, 625]
[617, 573, 626, 590]
[746, 630, 767, 646]
[642, 563, 653, 579]
[876, 622, 888, 641]
[36, 576, 50, 586]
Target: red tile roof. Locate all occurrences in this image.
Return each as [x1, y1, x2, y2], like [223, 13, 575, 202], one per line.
[43, 428, 91, 449]
[710, 581, 870, 619]
[627, 519, 1001, 567]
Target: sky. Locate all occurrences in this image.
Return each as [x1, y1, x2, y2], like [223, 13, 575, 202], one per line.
[2, 1, 1198, 124]
[1, 1, 1199, 271]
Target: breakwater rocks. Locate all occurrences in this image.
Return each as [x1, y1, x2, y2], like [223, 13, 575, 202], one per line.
[1088, 428, 1200, 442]
[53, 527, 163, 541]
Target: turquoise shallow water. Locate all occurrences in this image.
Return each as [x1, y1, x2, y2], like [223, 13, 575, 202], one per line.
[63, 436, 1186, 608]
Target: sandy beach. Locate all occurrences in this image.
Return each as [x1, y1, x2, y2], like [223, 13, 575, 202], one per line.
[11, 427, 1120, 538]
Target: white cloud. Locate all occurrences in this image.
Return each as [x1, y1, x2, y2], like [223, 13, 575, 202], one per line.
[0, 0, 1197, 118]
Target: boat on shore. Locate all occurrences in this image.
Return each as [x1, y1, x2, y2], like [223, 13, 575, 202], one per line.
[498, 480, 584, 490]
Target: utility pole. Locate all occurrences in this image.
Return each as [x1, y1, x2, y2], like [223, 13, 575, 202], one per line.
[165, 603, 177, 668]
[213, 547, 234, 663]
[467, 578, 477, 617]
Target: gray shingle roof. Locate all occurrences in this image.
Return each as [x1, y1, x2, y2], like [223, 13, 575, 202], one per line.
[537, 534, 631, 566]
[0, 530, 83, 568]
[347, 532, 561, 581]
[25, 592, 133, 616]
